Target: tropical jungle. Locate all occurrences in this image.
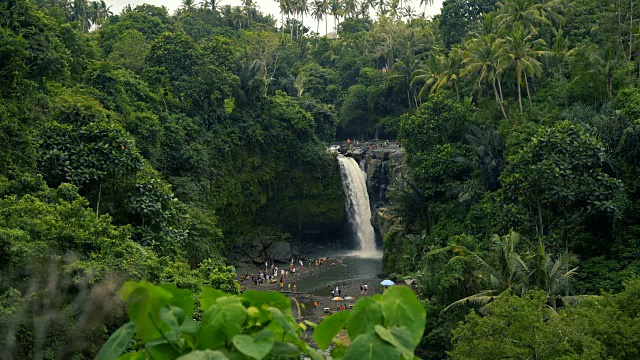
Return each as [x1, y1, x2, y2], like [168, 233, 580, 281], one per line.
[2, 0, 640, 359]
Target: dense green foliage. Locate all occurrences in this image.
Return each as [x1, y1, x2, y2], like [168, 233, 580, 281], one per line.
[375, 0, 640, 358]
[96, 282, 425, 360]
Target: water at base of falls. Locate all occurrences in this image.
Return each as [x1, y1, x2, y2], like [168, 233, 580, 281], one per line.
[337, 155, 382, 259]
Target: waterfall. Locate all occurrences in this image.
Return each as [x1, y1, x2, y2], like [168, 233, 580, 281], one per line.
[337, 155, 381, 258]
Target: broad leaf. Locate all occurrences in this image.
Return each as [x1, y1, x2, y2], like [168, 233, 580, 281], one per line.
[95, 322, 135, 360]
[313, 310, 350, 350]
[198, 297, 246, 349]
[160, 306, 185, 331]
[380, 287, 425, 345]
[271, 341, 301, 357]
[232, 330, 275, 360]
[374, 325, 415, 359]
[176, 350, 229, 360]
[117, 351, 146, 360]
[343, 332, 401, 360]
[346, 297, 383, 339]
[241, 290, 291, 313]
[121, 282, 173, 341]
[162, 284, 195, 317]
[200, 286, 227, 312]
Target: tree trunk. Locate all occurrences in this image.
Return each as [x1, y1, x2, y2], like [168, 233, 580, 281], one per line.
[524, 74, 532, 107]
[493, 77, 508, 120]
[96, 182, 102, 218]
[517, 78, 523, 113]
[629, 1, 634, 79]
[497, 76, 505, 104]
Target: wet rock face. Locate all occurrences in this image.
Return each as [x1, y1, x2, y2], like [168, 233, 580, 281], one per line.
[338, 142, 405, 210]
[338, 142, 406, 245]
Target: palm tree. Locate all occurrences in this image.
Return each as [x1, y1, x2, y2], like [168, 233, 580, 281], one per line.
[277, 0, 290, 34]
[498, 24, 548, 113]
[432, 47, 463, 98]
[390, 55, 422, 108]
[359, 0, 373, 18]
[242, 0, 254, 23]
[181, 0, 197, 10]
[443, 231, 584, 312]
[419, 0, 433, 15]
[570, 43, 623, 99]
[311, 0, 324, 34]
[549, 26, 569, 78]
[221, 4, 233, 24]
[401, 5, 416, 22]
[461, 31, 508, 119]
[344, 0, 358, 18]
[527, 238, 579, 310]
[495, 0, 562, 34]
[329, 0, 341, 33]
[443, 230, 529, 312]
[321, 0, 330, 35]
[388, 0, 400, 19]
[205, 0, 219, 12]
[298, 0, 309, 38]
[231, 6, 246, 29]
[411, 51, 444, 101]
[376, 0, 387, 17]
[71, 0, 90, 32]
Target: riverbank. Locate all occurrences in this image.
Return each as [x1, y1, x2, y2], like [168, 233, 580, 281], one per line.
[234, 259, 381, 321]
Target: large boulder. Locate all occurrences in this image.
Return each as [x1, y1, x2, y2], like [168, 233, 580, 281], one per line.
[268, 241, 292, 262]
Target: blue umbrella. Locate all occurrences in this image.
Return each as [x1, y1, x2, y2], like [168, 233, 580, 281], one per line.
[380, 280, 395, 286]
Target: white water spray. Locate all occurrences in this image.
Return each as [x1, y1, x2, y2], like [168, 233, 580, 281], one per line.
[337, 155, 381, 258]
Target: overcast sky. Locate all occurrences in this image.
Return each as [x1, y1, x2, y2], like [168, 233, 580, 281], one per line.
[105, 0, 445, 35]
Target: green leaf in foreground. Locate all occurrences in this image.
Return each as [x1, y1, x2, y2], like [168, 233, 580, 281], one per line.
[346, 297, 383, 339]
[95, 322, 135, 360]
[374, 325, 416, 359]
[343, 332, 401, 360]
[313, 310, 350, 350]
[380, 287, 426, 346]
[176, 350, 229, 360]
[232, 329, 275, 359]
[199, 286, 227, 312]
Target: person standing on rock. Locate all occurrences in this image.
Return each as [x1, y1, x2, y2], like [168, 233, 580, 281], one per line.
[293, 283, 297, 293]
[288, 283, 291, 292]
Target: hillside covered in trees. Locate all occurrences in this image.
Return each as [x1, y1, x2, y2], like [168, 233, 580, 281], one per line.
[2, 0, 640, 359]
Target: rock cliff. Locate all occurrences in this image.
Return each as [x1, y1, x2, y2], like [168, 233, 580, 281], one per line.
[338, 142, 407, 254]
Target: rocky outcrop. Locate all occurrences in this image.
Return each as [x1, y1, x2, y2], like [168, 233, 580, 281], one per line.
[338, 142, 407, 251]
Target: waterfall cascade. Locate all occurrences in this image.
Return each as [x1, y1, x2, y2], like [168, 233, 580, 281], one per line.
[337, 155, 381, 258]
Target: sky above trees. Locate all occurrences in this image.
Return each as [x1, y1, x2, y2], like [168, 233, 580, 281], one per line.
[106, 0, 444, 34]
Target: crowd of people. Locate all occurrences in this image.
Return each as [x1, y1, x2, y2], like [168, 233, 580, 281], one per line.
[240, 256, 343, 293]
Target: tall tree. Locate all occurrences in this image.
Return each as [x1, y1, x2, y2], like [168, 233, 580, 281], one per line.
[461, 30, 508, 119]
[242, 0, 254, 23]
[344, 0, 358, 19]
[498, 23, 548, 113]
[311, 0, 324, 34]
